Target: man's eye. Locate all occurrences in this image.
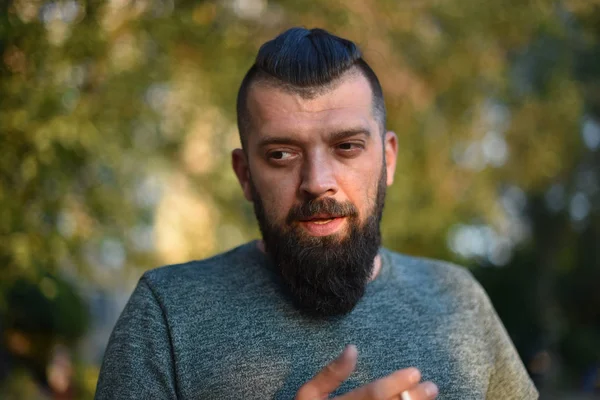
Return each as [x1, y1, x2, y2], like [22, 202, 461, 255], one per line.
[269, 151, 293, 160]
[337, 142, 363, 151]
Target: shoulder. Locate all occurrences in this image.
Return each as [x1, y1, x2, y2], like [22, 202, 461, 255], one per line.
[144, 243, 253, 281]
[138, 241, 266, 302]
[384, 249, 477, 287]
[382, 249, 489, 308]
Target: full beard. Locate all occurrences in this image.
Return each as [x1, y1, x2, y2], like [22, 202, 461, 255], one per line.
[251, 168, 387, 318]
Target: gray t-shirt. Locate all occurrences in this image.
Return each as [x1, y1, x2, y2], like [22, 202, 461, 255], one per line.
[95, 242, 538, 399]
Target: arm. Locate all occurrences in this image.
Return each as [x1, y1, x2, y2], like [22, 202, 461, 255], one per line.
[473, 279, 539, 399]
[95, 276, 178, 399]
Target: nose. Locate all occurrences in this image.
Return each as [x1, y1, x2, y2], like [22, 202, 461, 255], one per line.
[298, 151, 338, 199]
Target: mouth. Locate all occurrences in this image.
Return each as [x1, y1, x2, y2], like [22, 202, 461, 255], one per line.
[300, 214, 343, 222]
[298, 215, 346, 236]
[311, 219, 334, 225]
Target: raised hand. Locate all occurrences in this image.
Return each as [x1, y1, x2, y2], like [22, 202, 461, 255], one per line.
[295, 345, 438, 400]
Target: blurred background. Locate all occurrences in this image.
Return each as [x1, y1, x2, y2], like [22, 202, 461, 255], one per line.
[1, 0, 599, 398]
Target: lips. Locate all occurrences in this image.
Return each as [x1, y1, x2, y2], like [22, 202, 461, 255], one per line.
[298, 216, 346, 236]
[311, 219, 334, 224]
[300, 214, 343, 222]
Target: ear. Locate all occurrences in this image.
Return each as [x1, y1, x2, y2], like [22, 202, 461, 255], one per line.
[232, 148, 254, 202]
[384, 131, 398, 186]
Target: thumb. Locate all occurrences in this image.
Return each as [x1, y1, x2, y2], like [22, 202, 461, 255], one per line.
[296, 345, 358, 400]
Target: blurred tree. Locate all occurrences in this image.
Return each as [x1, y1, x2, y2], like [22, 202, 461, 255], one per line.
[473, 2, 600, 393]
[0, 0, 598, 396]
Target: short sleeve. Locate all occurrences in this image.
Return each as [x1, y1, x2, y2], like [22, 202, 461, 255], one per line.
[95, 276, 178, 399]
[471, 277, 539, 399]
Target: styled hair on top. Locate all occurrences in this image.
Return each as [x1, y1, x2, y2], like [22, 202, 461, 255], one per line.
[236, 27, 386, 148]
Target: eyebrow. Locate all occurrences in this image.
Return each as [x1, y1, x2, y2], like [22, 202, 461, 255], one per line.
[257, 127, 371, 148]
[327, 127, 371, 142]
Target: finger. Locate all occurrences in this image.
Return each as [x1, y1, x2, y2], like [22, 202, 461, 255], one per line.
[296, 345, 358, 400]
[400, 381, 439, 400]
[336, 368, 421, 400]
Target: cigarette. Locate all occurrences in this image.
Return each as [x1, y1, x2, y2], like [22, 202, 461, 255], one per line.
[401, 391, 412, 400]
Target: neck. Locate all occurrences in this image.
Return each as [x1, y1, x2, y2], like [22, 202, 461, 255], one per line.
[255, 239, 382, 281]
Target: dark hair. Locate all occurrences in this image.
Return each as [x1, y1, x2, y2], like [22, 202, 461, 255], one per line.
[236, 27, 386, 148]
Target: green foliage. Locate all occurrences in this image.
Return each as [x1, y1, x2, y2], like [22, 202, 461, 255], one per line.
[5, 274, 88, 341]
[1, 0, 599, 396]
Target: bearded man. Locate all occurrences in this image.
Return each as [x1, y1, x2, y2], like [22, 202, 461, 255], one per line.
[95, 28, 538, 400]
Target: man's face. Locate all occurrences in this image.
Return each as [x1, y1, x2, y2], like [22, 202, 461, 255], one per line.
[233, 72, 397, 316]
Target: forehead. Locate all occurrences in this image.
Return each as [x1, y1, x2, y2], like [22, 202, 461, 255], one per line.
[245, 73, 377, 141]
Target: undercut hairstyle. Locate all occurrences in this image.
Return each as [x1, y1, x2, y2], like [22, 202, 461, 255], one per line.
[236, 27, 386, 149]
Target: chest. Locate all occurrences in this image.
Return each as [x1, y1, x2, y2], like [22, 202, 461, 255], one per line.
[170, 308, 493, 399]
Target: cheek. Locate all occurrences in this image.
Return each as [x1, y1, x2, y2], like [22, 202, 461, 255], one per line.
[253, 172, 298, 224]
[362, 178, 381, 220]
[339, 157, 383, 217]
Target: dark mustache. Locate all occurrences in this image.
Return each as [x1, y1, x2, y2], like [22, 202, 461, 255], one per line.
[286, 198, 359, 224]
